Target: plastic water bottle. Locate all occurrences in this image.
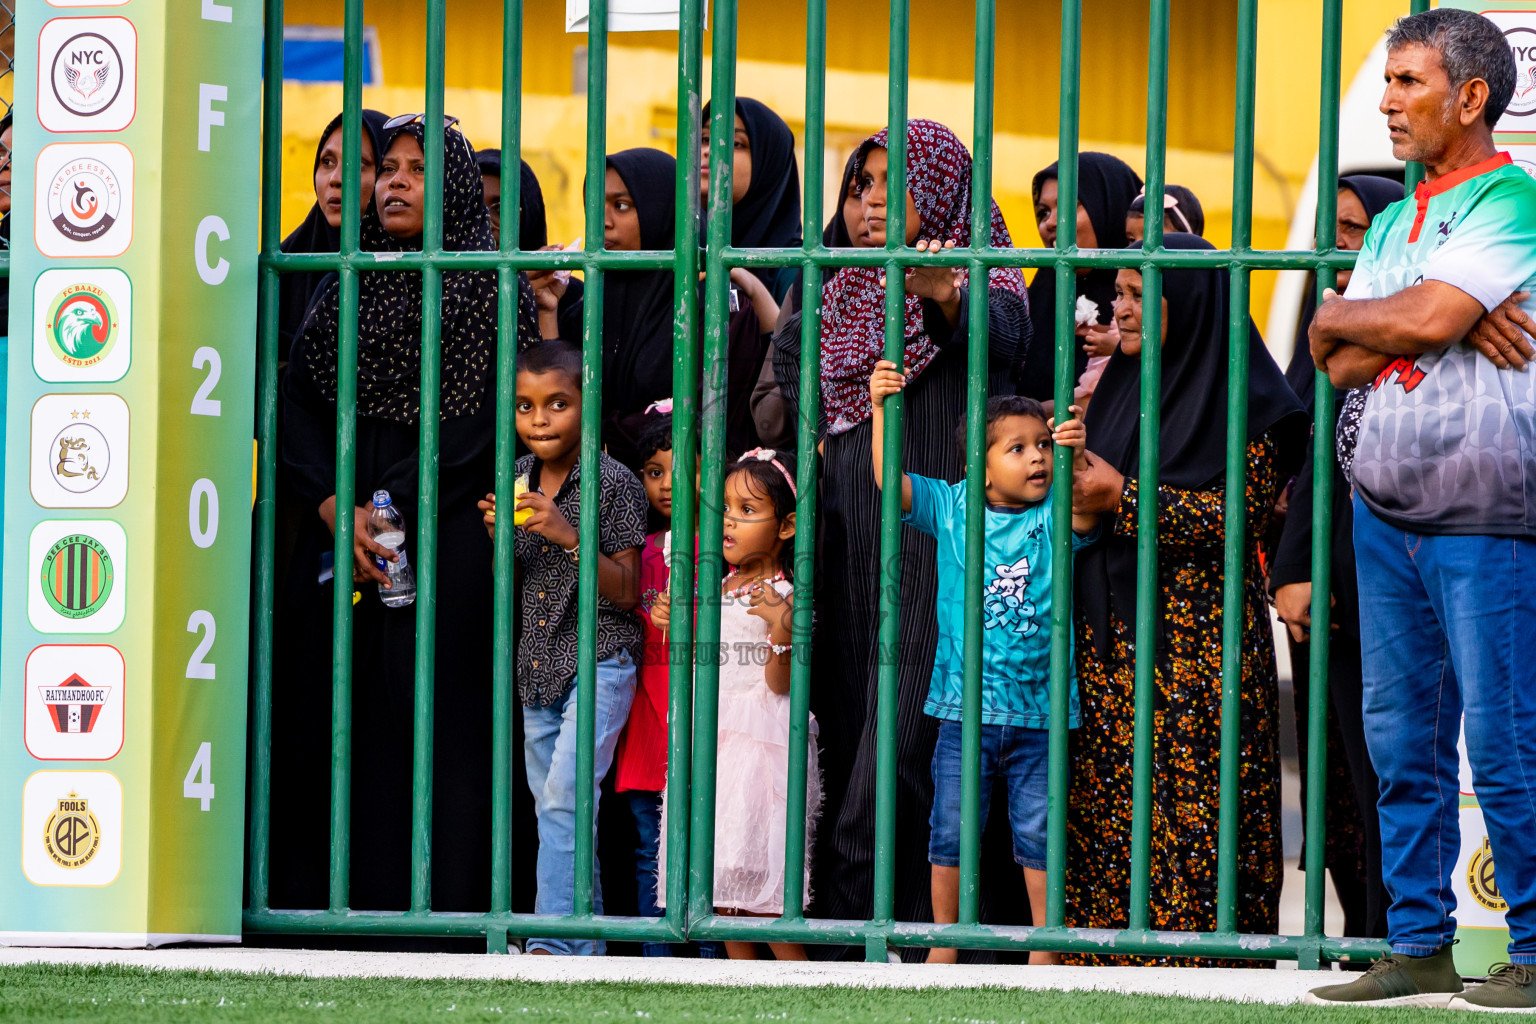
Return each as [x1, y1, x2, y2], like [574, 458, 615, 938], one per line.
[369, 489, 416, 607]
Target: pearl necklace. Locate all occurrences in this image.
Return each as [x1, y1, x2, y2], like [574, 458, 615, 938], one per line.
[722, 569, 786, 599]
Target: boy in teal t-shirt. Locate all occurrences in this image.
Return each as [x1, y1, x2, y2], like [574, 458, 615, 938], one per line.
[869, 362, 1100, 965]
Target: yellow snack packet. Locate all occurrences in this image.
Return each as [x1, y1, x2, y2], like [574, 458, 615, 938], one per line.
[513, 474, 535, 526]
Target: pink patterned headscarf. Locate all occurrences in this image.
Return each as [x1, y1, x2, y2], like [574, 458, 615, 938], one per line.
[818, 119, 1026, 435]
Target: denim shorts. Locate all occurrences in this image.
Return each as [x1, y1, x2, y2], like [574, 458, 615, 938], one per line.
[928, 720, 1049, 870]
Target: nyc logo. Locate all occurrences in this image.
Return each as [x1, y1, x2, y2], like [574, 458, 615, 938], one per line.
[983, 556, 1038, 639]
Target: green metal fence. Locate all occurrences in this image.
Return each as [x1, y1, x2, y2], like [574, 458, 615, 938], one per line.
[244, 0, 1419, 966]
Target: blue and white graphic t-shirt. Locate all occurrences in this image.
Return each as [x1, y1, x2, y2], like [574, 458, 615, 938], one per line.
[1345, 154, 1536, 536]
[902, 473, 1095, 728]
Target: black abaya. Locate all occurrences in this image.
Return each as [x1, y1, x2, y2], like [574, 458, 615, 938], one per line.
[1018, 153, 1142, 401]
[269, 123, 537, 913]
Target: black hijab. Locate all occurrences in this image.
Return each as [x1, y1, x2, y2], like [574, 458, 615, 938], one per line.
[702, 97, 802, 299]
[1019, 152, 1143, 400]
[292, 121, 537, 423]
[1284, 174, 1404, 406]
[472, 148, 551, 252]
[1078, 233, 1308, 652]
[596, 148, 679, 429]
[278, 109, 390, 361]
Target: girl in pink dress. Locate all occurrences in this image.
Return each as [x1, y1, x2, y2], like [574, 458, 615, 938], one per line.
[655, 448, 821, 959]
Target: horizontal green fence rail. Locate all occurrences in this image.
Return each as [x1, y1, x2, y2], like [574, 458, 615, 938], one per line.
[244, 0, 1408, 966]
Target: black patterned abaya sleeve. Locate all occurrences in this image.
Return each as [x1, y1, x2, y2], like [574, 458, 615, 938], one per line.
[919, 285, 1033, 392]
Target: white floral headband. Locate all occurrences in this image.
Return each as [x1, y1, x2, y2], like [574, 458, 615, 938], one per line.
[737, 448, 797, 497]
[645, 397, 674, 415]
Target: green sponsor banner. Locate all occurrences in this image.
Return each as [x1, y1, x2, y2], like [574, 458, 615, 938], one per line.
[0, 0, 259, 945]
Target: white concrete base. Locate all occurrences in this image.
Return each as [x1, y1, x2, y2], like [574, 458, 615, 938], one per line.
[0, 946, 1343, 1004]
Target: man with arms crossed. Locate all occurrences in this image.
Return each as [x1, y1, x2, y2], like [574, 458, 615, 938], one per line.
[1306, 8, 1536, 1011]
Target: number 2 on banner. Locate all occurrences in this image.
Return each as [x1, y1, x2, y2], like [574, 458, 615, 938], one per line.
[184, 742, 215, 811]
[186, 610, 216, 679]
[191, 347, 222, 416]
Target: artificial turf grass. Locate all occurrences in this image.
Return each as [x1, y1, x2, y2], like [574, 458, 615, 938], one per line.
[0, 962, 1478, 1024]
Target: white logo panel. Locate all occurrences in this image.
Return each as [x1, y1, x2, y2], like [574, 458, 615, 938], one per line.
[38, 17, 137, 132]
[27, 519, 127, 635]
[35, 144, 133, 259]
[30, 394, 129, 509]
[23, 645, 125, 761]
[32, 268, 132, 384]
[1491, 12, 1536, 132]
[21, 770, 122, 886]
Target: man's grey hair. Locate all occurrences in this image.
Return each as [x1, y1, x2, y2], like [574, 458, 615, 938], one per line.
[1388, 8, 1518, 127]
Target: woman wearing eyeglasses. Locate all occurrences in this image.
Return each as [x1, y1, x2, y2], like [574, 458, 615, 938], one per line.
[271, 113, 540, 917]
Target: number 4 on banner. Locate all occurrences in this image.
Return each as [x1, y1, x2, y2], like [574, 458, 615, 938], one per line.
[184, 742, 215, 811]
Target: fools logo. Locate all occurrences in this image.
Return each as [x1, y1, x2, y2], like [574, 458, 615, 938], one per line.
[1468, 836, 1507, 913]
[44, 791, 101, 869]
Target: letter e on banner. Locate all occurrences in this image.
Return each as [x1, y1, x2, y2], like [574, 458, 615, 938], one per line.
[202, 0, 233, 22]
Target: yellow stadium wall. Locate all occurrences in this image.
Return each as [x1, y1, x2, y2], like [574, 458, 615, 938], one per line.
[274, 0, 1412, 327]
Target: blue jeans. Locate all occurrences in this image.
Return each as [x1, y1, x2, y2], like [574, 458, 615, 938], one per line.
[1354, 496, 1536, 962]
[522, 651, 637, 956]
[928, 720, 1049, 870]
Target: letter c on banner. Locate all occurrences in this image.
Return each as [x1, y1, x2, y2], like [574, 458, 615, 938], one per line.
[195, 215, 230, 286]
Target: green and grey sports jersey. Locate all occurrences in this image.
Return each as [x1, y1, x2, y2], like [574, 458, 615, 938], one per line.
[1345, 156, 1536, 537]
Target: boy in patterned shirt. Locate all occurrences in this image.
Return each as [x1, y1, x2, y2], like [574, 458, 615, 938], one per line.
[479, 340, 648, 956]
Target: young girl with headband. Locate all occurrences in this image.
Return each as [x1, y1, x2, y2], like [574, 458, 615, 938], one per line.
[653, 447, 822, 959]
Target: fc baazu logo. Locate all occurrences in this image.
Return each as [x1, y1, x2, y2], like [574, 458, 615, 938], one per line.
[43, 791, 101, 870]
[44, 281, 118, 368]
[40, 533, 114, 619]
[45, 155, 122, 243]
[38, 673, 112, 735]
[49, 32, 123, 118]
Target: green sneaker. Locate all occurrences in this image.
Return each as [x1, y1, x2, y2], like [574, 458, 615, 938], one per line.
[1449, 963, 1536, 1013]
[1303, 944, 1464, 1008]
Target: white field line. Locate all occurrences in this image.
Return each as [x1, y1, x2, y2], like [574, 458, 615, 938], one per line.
[0, 946, 1339, 1004]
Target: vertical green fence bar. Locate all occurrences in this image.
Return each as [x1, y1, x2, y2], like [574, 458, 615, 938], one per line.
[1127, 0, 1168, 936]
[1302, 0, 1344, 964]
[248, 0, 289, 915]
[328, 0, 368, 914]
[410, 0, 450, 915]
[871, 0, 910, 961]
[667, 0, 703, 944]
[573, 0, 610, 920]
[780, 0, 827, 922]
[487, 0, 526, 948]
[1403, 0, 1431, 189]
[1216, 0, 1259, 938]
[956, 0, 997, 932]
[1044, 0, 1083, 932]
[689, 0, 736, 929]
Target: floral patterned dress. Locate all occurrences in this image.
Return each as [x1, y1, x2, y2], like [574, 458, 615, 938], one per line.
[1064, 431, 1285, 966]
